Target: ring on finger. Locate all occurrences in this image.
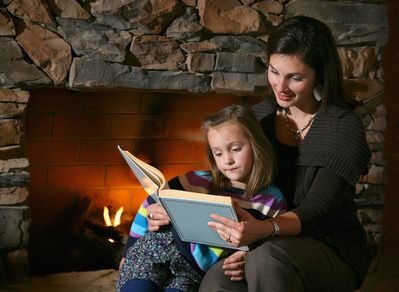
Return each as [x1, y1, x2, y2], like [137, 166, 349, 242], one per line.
[147, 213, 154, 220]
[226, 235, 231, 243]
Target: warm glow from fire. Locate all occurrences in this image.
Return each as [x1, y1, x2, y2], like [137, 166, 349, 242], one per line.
[103, 206, 124, 227]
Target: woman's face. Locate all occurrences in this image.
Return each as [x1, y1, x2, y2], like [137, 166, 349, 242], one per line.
[268, 54, 318, 111]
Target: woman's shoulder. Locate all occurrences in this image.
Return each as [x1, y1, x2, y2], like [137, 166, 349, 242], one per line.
[301, 104, 371, 184]
[318, 104, 365, 133]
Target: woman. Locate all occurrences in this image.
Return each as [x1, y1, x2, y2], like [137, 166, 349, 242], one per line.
[199, 16, 372, 291]
[149, 16, 372, 291]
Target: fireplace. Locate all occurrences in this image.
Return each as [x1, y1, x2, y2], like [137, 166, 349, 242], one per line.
[24, 88, 261, 277]
[0, 0, 391, 284]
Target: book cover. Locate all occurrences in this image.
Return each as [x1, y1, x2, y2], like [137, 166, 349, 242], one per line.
[118, 145, 248, 251]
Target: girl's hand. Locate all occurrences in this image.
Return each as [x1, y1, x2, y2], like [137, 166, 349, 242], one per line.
[119, 257, 125, 271]
[208, 201, 270, 247]
[223, 251, 247, 281]
[147, 203, 170, 231]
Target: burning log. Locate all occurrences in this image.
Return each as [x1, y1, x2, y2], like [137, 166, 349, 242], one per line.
[64, 197, 132, 272]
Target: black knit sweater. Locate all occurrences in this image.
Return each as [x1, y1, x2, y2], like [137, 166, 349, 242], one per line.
[252, 101, 372, 286]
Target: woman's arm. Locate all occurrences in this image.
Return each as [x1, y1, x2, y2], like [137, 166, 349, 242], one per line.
[208, 202, 301, 247]
[290, 167, 352, 234]
[207, 168, 351, 247]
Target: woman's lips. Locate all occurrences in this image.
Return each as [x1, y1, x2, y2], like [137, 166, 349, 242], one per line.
[278, 93, 293, 101]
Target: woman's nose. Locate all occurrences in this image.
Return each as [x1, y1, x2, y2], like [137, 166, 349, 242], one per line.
[276, 78, 287, 92]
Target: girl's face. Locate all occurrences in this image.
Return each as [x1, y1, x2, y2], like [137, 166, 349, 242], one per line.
[268, 54, 318, 111]
[207, 123, 253, 189]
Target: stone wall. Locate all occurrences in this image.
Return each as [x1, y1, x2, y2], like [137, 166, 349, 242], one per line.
[0, 90, 30, 283]
[0, 0, 389, 284]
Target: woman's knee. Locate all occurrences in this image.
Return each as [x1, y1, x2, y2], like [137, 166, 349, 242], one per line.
[246, 238, 295, 276]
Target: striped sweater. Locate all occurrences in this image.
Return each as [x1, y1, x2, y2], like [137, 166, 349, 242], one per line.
[124, 170, 286, 273]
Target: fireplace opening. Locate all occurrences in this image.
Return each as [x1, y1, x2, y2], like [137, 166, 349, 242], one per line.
[62, 196, 129, 273]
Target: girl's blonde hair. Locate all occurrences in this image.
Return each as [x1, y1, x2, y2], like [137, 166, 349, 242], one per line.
[201, 104, 276, 200]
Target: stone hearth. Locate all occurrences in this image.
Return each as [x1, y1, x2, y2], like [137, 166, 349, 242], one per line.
[0, 0, 389, 285]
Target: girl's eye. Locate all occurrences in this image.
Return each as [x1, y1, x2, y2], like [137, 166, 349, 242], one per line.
[214, 152, 222, 157]
[232, 148, 241, 152]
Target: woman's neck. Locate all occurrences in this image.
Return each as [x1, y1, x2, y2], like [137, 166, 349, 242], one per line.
[285, 102, 320, 120]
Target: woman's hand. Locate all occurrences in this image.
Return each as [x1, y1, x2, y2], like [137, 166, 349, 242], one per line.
[223, 251, 247, 281]
[208, 201, 270, 247]
[147, 203, 170, 231]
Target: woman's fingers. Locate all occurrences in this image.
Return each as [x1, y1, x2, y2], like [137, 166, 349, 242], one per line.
[208, 216, 245, 246]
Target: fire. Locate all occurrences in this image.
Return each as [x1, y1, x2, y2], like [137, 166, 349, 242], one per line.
[103, 206, 124, 227]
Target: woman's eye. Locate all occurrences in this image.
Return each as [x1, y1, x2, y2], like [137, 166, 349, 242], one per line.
[270, 69, 278, 75]
[292, 76, 302, 82]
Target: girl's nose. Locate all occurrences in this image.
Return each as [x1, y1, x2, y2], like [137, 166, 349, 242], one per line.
[224, 154, 234, 165]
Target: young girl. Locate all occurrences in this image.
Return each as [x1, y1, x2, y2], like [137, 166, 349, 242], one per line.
[116, 104, 286, 292]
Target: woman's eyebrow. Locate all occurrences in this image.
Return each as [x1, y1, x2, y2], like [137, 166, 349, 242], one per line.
[269, 63, 306, 76]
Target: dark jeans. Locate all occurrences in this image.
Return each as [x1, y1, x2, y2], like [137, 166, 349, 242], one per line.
[199, 236, 358, 292]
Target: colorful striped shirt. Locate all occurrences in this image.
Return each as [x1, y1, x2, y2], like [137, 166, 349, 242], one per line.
[123, 170, 286, 272]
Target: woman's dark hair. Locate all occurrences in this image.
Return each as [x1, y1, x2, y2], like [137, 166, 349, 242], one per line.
[266, 15, 358, 111]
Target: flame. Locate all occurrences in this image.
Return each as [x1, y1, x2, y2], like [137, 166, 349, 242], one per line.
[114, 206, 124, 226]
[103, 206, 124, 227]
[103, 206, 112, 227]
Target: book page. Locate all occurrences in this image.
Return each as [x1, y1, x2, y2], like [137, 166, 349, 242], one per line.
[118, 146, 166, 196]
[159, 189, 234, 204]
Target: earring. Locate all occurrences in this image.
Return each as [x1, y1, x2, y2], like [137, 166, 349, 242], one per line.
[313, 84, 323, 102]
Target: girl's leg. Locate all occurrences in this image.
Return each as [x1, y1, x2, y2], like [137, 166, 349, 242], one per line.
[121, 279, 160, 292]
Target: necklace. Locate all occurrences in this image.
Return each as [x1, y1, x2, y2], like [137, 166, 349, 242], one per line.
[282, 108, 317, 143]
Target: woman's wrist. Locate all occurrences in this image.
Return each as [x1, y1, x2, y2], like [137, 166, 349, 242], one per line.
[266, 218, 280, 237]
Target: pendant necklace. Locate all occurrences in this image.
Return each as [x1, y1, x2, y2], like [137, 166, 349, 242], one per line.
[282, 108, 317, 143]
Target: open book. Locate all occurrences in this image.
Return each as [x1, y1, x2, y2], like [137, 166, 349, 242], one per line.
[118, 145, 248, 251]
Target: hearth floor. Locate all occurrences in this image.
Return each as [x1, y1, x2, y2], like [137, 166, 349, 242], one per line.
[0, 249, 398, 292]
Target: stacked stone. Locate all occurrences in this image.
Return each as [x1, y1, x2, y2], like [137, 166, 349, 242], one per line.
[0, 0, 389, 283]
[0, 90, 30, 284]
